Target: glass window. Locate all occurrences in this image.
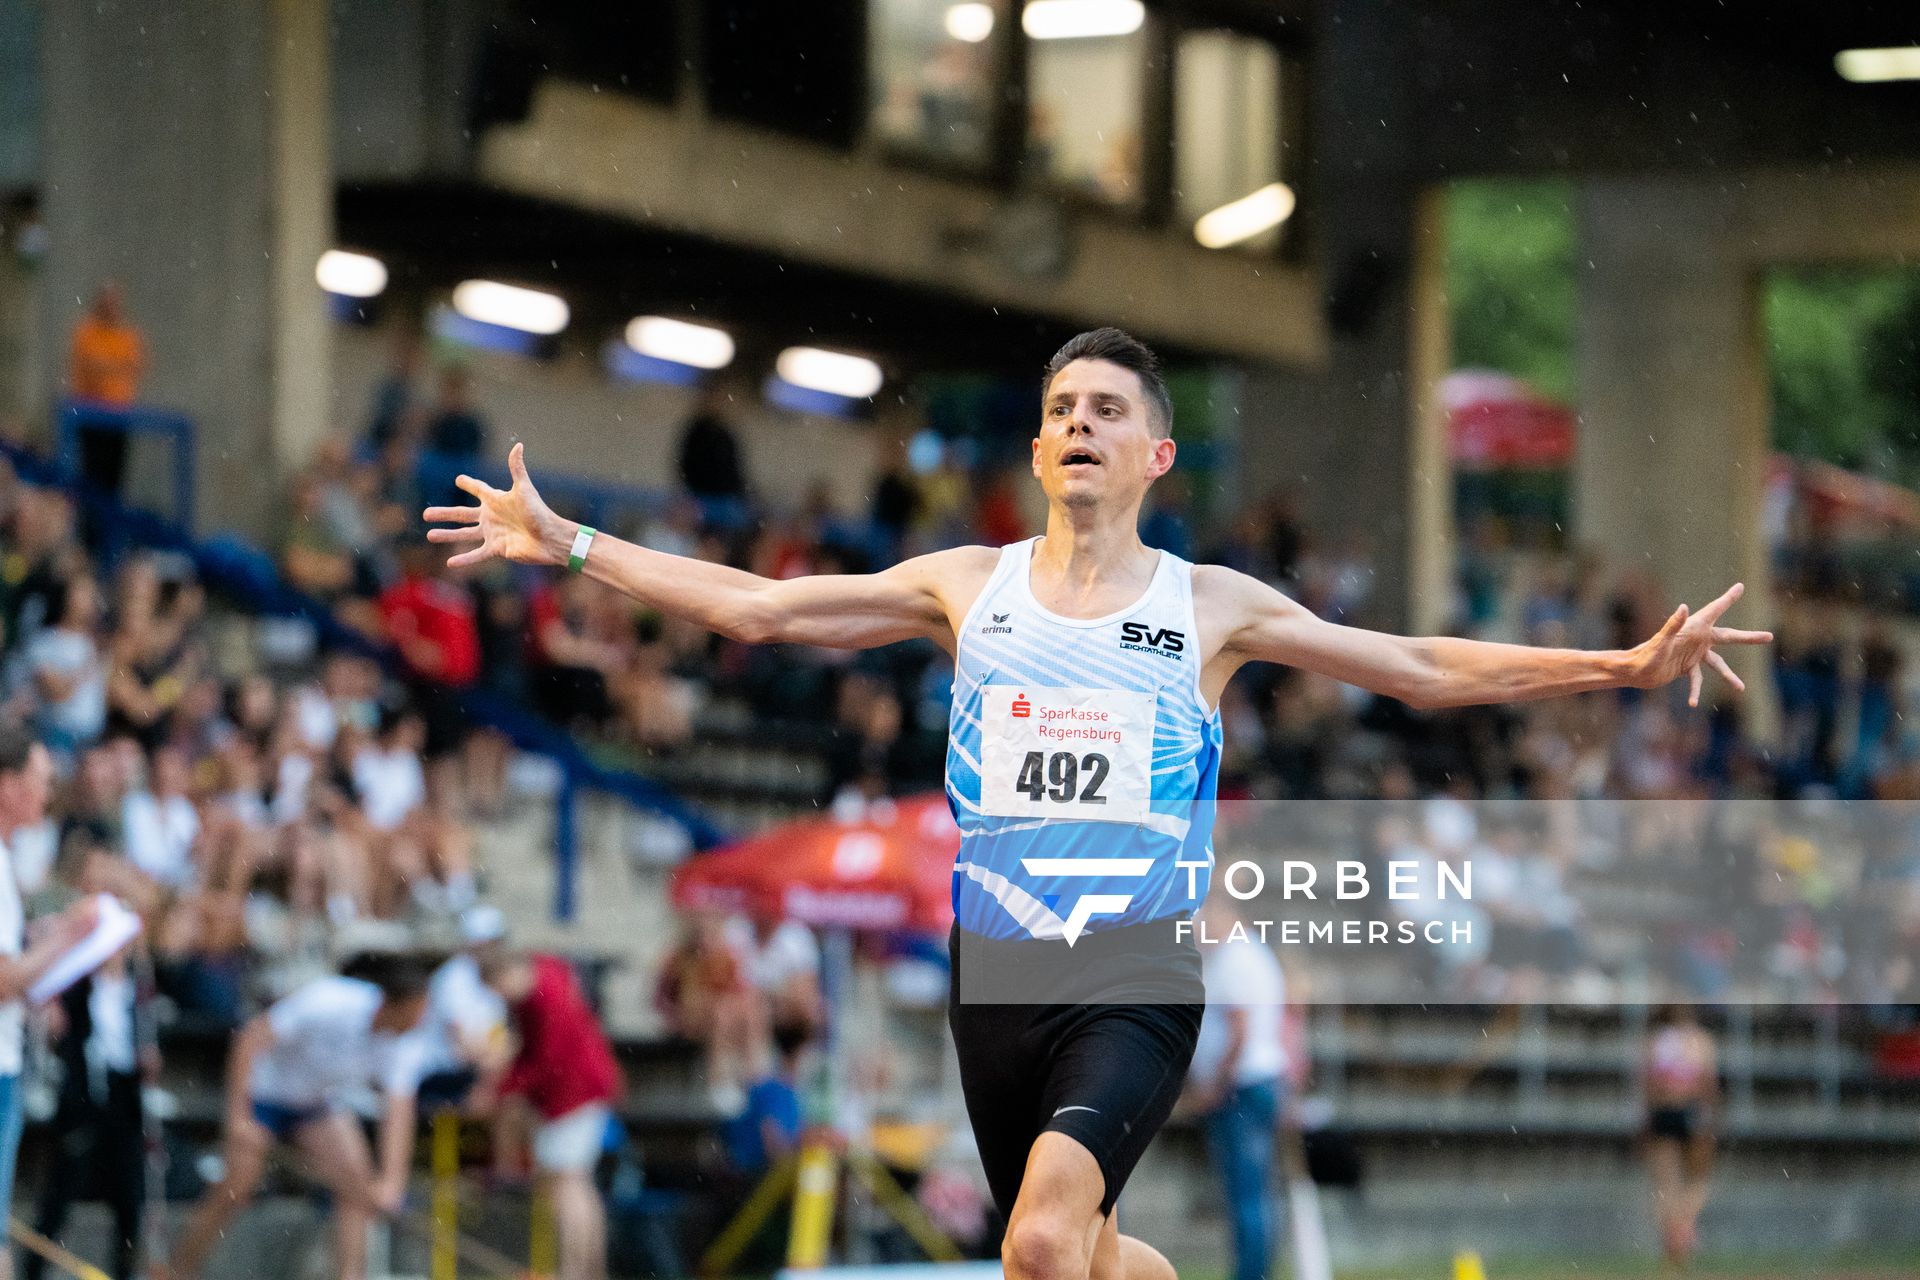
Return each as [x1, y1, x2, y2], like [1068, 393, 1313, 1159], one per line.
[1025, 2, 1148, 205]
[1176, 29, 1288, 252]
[870, 0, 1003, 167]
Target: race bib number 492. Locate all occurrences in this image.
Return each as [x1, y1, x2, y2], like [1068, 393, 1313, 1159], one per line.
[979, 685, 1154, 824]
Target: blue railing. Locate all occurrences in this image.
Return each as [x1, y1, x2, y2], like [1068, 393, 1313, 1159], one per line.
[56, 398, 196, 528]
[1, 435, 727, 921]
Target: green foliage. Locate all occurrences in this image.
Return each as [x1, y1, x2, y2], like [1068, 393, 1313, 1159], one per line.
[1444, 179, 1578, 403]
[1445, 175, 1920, 484]
[1766, 268, 1920, 479]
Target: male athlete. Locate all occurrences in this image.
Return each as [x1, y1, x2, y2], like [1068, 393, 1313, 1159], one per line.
[426, 328, 1767, 1280]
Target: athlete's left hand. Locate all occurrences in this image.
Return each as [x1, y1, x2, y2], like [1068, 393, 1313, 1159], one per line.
[1627, 583, 1773, 707]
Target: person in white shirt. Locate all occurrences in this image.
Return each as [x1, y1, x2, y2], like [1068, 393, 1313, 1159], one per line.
[725, 915, 824, 1053]
[351, 710, 427, 834]
[1186, 898, 1290, 1280]
[25, 949, 153, 1280]
[25, 577, 108, 761]
[0, 727, 117, 1280]
[410, 905, 511, 1112]
[121, 746, 199, 891]
[162, 957, 435, 1280]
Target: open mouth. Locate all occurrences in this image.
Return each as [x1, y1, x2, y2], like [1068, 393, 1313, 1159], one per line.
[1060, 448, 1101, 470]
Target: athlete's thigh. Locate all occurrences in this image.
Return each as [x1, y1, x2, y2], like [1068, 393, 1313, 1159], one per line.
[1039, 1004, 1201, 1215]
[950, 998, 1050, 1217]
[293, 1111, 375, 1199]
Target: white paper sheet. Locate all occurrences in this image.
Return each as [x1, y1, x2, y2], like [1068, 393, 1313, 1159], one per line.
[27, 894, 143, 1006]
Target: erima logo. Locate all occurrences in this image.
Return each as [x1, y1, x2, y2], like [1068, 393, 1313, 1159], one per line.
[993, 612, 1010, 623]
[1119, 622, 1185, 657]
[980, 610, 1014, 635]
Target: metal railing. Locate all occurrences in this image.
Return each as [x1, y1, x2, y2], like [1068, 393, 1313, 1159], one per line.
[54, 398, 196, 528]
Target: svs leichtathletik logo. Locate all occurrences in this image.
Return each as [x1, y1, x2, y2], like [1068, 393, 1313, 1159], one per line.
[1119, 622, 1184, 658]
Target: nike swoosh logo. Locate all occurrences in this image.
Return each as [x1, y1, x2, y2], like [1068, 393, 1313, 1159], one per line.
[1053, 1106, 1099, 1118]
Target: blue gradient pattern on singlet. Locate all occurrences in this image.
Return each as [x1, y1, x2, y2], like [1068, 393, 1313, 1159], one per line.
[947, 538, 1223, 940]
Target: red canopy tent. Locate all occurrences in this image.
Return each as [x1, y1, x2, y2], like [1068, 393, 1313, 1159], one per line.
[1442, 369, 1577, 471]
[670, 793, 958, 934]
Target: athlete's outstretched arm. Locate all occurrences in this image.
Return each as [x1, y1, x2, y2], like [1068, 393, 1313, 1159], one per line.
[423, 444, 973, 650]
[1200, 566, 1771, 711]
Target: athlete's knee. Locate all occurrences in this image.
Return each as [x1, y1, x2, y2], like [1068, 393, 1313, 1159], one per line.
[1003, 1215, 1091, 1280]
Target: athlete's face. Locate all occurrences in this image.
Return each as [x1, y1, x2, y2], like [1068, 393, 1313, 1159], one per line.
[1032, 359, 1175, 511]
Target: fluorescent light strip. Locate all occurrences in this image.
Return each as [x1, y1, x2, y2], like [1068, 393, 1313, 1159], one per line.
[625, 316, 735, 370]
[1194, 183, 1297, 250]
[1022, 0, 1143, 41]
[316, 249, 388, 299]
[776, 346, 884, 399]
[1836, 47, 1920, 83]
[945, 3, 995, 43]
[450, 279, 570, 336]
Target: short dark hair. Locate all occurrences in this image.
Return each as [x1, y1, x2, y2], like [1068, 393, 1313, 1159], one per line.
[0, 723, 36, 777]
[1042, 328, 1173, 438]
[341, 951, 439, 1002]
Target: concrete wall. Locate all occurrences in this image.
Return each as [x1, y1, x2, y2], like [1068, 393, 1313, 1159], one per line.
[37, 0, 332, 534]
[0, 0, 36, 191]
[477, 80, 1326, 370]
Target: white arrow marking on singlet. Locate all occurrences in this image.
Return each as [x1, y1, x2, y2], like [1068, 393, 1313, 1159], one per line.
[1060, 894, 1136, 946]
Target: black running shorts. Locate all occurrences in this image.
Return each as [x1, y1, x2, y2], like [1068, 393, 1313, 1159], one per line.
[948, 921, 1204, 1217]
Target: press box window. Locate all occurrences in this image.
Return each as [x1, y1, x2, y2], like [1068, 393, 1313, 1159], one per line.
[1025, 0, 1149, 207]
[870, 0, 1002, 168]
[1176, 28, 1290, 253]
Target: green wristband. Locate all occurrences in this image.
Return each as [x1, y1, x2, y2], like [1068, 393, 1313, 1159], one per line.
[567, 526, 597, 574]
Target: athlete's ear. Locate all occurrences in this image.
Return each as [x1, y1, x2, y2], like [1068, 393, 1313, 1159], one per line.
[1031, 435, 1044, 480]
[1145, 437, 1176, 481]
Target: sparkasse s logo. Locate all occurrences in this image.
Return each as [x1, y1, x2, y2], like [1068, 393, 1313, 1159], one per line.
[1119, 622, 1185, 657]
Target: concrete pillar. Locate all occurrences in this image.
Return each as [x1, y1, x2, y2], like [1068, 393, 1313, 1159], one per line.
[0, 214, 41, 432]
[38, 0, 331, 534]
[1239, 0, 1438, 633]
[1406, 187, 1455, 636]
[1574, 177, 1774, 723]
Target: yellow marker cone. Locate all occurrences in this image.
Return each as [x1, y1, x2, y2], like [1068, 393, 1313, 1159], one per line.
[1451, 1250, 1487, 1280]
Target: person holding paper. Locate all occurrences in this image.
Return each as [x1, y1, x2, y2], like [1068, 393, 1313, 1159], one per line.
[0, 726, 114, 1280]
[161, 955, 435, 1280]
[24, 950, 154, 1280]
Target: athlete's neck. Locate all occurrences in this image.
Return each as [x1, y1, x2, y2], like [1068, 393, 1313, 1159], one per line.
[1031, 503, 1156, 607]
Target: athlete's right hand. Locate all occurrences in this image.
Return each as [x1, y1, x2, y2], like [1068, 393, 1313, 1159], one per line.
[423, 442, 573, 568]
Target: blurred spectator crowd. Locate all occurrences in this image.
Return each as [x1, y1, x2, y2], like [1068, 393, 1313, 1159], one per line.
[1, 462, 481, 1029]
[23, 298, 1920, 1050]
